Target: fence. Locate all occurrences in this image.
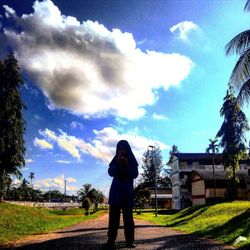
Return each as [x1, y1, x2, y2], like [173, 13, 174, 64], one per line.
[6, 201, 82, 208]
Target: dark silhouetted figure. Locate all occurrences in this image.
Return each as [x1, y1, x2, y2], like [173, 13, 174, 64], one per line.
[103, 140, 138, 249]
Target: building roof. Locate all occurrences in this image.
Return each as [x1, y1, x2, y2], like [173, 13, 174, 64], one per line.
[173, 153, 250, 164]
[174, 153, 222, 161]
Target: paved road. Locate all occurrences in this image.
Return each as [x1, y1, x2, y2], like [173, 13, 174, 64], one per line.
[3, 214, 236, 250]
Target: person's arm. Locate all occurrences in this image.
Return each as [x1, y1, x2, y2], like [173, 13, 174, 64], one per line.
[127, 164, 138, 179]
[108, 163, 119, 177]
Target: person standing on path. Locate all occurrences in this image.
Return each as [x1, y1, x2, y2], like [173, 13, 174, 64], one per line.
[103, 140, 139, 249]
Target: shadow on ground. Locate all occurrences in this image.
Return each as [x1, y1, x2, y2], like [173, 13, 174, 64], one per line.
[1, 225, 233, 250]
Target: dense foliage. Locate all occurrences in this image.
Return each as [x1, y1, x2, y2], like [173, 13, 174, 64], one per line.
[0, 52, 26, 201]
[217, 89, 249, 199]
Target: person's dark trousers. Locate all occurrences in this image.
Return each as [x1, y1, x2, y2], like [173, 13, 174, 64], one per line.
[107, 206, 135, 245]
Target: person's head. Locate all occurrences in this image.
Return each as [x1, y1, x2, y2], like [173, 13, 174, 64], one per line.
[116, 140, 131, 157]
[110, 140, 138, 168]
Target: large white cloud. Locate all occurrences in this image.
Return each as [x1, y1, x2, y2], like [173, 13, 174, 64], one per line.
[36, 127, 169, 164]
[2, 0, 193, 119]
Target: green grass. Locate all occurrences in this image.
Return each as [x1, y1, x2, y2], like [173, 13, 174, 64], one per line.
[0, 202, 107, 245]
[134, 201, 250, 248]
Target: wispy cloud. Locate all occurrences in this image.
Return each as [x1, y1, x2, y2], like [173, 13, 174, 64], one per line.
[34, 137, 53, 149]
[170, 21, 201, 42]
[137, 38, 147, 45]
[25, 159, 33, 164]
[55, 160, 71, 164]
[34, 114, 43, 121]
[36, 127, 169, 164]
[152, 113, 169, 121]
[39, 129, 83, 160]
[3, 0, 193, 119]
[70, 121, 84, 130]
[3, 5, 15, 18]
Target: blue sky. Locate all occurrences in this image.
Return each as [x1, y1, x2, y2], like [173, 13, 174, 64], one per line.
[0, 0, 249, 196]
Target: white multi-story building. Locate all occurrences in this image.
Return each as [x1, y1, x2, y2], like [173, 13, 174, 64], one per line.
[169, 153, 250, 210]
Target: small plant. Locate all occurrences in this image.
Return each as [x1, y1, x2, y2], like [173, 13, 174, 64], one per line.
[82, 197, 91, 215]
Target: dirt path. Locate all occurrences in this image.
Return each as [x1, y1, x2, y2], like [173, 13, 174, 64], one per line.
[2, 213, 235, 250]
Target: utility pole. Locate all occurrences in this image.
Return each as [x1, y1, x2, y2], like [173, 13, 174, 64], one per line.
[49, 186, 51, 202]
[64, 179, 67, 202]
[148, 145, 158, 217]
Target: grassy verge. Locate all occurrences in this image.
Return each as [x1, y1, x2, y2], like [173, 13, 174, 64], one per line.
[0, 202, 107, 245]
[134, 201, 250, 248]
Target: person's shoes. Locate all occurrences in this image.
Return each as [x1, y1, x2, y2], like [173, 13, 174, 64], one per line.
[126, 243, 136, 248]
[102, 242, 115, 250]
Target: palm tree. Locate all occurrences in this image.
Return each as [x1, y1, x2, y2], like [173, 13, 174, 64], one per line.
[217, 89, 249, 200]
[206, 138, 219, 198]
[77, 184, 92, 201]
[29, 172, 35, 187]
[225, 0, 250, 105]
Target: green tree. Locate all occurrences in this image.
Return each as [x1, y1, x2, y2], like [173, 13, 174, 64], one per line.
[141, 146, 163, 187]
[225, 0, 250, 105]
[134, 184, 151, 214]
[29, 172, 35, 187]
[217, 89, 249, 200]
[18, 178, 31, 201]
[88, 189, 105, 211]
[167, 145, 180, 164]
[82, 197, 91, 215]
[206, 138, 220, 198]
[158, 175, 172, 188]
[0, 52, 26, 201]
[44, 189, 64, 202]
[77, 183, 92, 201]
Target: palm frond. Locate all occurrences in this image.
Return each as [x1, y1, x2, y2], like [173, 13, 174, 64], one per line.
[244, 0, 250, 11]
[225, 30, 250, 55]
[236, 78, 250, 105]
[229, 48, 250, 89]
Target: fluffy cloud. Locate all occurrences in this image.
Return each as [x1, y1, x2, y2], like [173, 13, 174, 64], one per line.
[36, 127, 169, 163]
[170, 21, 200, 41]
[34, 174, 78, 193]
[34, 137, 53, 149]
[2, 0, 193, 119]
[152, 113, 168, 121]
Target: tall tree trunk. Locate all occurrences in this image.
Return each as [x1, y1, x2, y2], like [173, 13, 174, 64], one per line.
[0, 169, 5, 202]
[212, 155, 216, 198]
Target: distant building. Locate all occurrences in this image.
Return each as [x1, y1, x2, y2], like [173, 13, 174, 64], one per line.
[148, 187, 172, 209]
[140, 187, 172, 209]
[169, 153, 250, 210]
